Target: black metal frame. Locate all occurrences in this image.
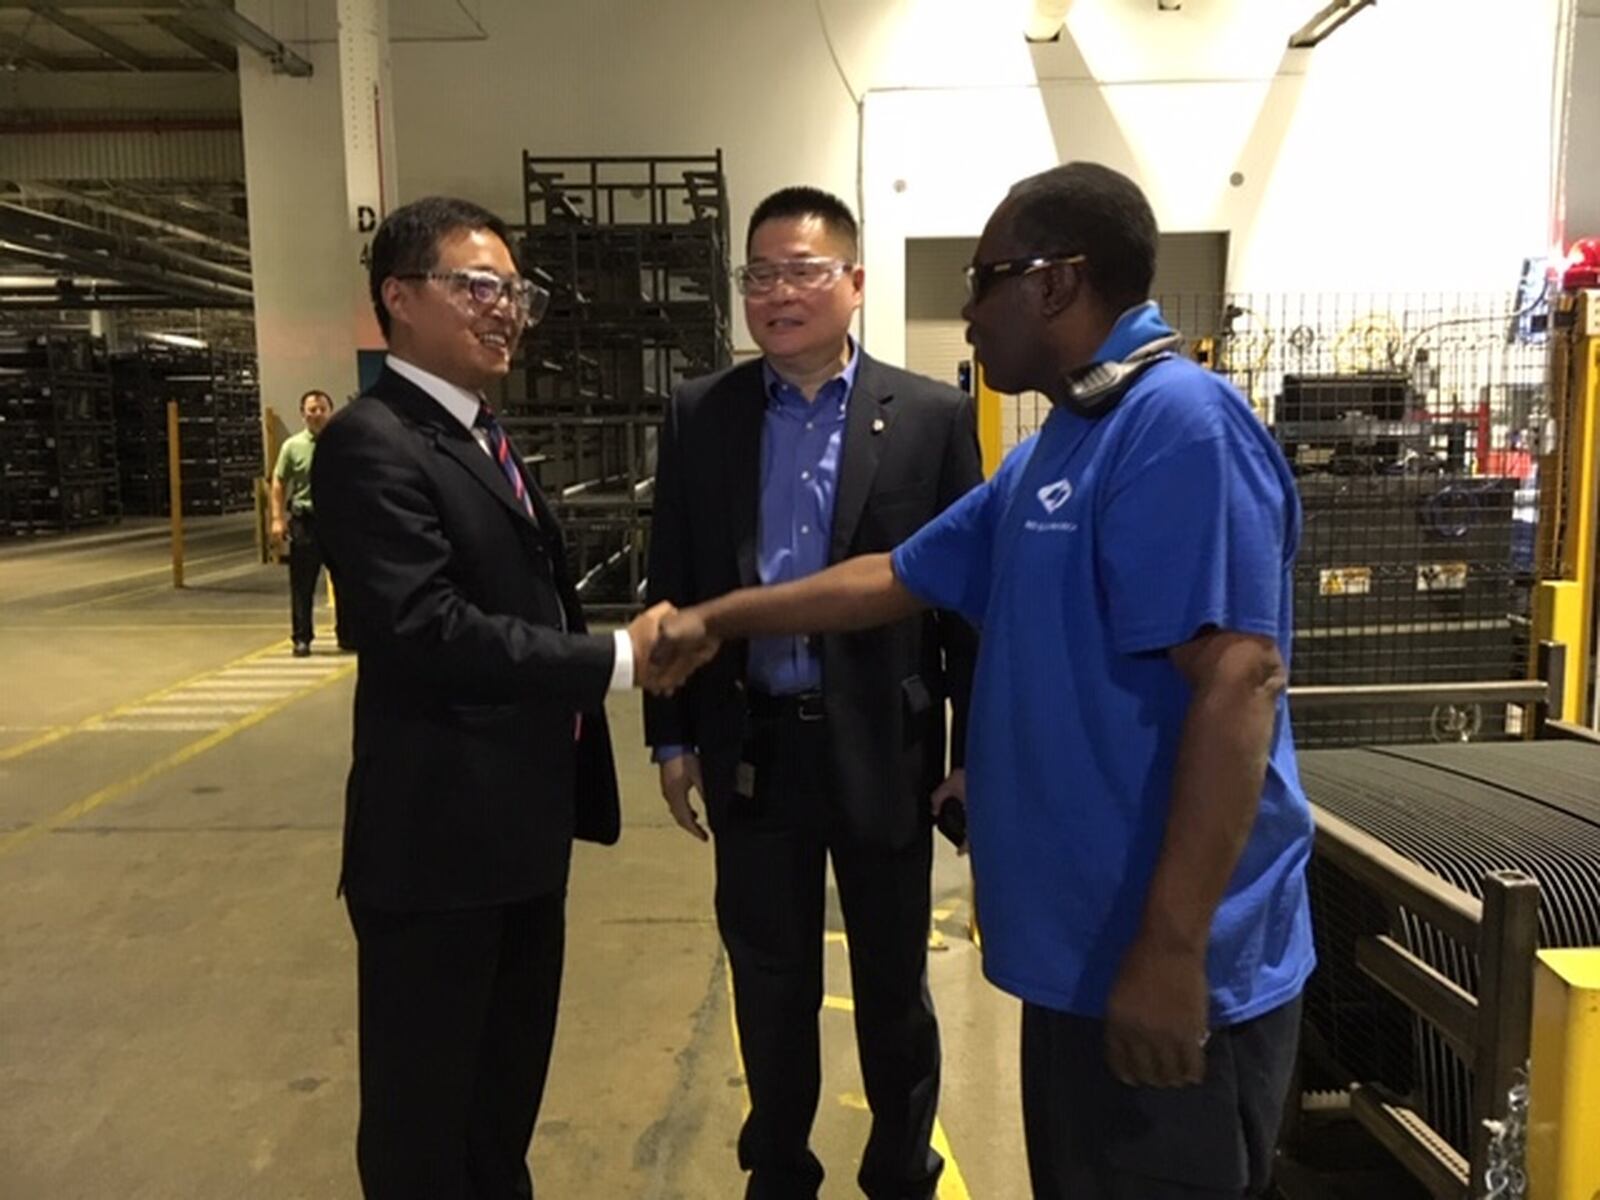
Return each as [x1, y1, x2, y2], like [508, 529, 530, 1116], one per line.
[1297, 809, 1540, 1199]
[112, 344, 262, 517]
[0, 331, 120, 536]
[1279, 663, 1577, 1198]
[508, 152, 732, 618]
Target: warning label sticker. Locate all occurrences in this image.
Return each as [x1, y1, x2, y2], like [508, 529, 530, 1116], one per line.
[1319, 567, 1373, 596]
[1417, 563, 1469, 592]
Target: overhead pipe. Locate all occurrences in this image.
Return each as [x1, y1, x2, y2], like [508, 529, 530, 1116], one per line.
[1288, 0, 1376, 48]
[0, 205, 253, 305]
[19, 183, 251, 270]
[179, 0, 313, 77]
[0, 202, 252, 293]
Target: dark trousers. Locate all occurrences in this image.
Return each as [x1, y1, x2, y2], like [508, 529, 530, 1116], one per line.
[709, 702, 943, 1200]
[287, 513, 323, 646]
[1020, 995, 1302, 1200]
[346, 893, 566, 1200]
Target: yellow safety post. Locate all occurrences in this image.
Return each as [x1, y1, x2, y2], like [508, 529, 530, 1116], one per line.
[166, 399, 185, 589]
[1535, 582, 1586, 720]
[1527, 949, 1600, 1200]
[260, 404, 286, 566]
[975, 362, 1004, 478]
[1534, 290, 1600, 724]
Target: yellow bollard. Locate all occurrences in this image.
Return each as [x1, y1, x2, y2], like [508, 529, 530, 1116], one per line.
[1527, 948, 1600, 1199]
[975, 363, 1004, 479]
[167, 399, 185, 588]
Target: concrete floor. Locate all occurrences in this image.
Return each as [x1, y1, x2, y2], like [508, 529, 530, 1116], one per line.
[0, 519, 1025, 1199]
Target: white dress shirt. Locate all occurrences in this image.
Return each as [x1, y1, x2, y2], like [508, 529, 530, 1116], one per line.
[384, 354, 634, 691]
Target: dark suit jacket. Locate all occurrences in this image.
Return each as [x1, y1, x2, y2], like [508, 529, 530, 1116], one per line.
[644, 352, 982, 849]
[312, 367, 621, 912]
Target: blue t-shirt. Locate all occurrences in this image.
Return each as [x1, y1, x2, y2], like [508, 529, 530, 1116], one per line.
[892, 306, 1315, 1023]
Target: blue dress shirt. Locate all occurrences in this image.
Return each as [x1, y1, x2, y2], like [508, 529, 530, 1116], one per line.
[748, 345, 859, 693]
[655, 344, 859, 764]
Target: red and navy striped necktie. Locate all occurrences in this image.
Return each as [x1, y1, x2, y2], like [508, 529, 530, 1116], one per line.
[473, 403, 535, 520]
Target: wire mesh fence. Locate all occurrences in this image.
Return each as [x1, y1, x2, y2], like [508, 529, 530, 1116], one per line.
[1004, 290, 1552, 746]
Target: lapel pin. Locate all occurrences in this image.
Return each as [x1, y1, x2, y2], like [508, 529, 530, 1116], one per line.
[871, 417, 886, 434]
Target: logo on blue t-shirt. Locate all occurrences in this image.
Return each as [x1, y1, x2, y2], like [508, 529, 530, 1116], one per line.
[1036, 477, 1074, 513]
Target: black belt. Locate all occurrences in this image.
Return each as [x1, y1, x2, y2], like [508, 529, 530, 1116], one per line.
[746, 688, 826, 723]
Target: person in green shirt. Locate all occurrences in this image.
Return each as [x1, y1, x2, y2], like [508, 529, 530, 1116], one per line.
[271, 389, 337, 656]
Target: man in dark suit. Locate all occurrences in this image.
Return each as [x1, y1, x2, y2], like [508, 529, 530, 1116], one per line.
[313, 196, 687, 1200]
[645, 187, 982, 1200]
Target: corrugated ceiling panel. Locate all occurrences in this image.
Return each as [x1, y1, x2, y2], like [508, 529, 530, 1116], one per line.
[0, 129, 243, 180]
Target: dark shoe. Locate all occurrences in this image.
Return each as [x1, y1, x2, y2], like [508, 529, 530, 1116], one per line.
[293, 642, 311, 658]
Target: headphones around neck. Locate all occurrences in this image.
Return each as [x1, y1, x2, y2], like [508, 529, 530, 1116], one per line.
[1057, 332, 1185, 419]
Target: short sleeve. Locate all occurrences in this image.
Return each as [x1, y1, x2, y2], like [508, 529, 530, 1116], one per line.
[1099, 436, 1290, 655]
[892, 473, 999, 625]
[272, 438, 294, 482]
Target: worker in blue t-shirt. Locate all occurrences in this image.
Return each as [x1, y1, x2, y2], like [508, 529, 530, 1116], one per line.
[650, 161, 1314, 1199]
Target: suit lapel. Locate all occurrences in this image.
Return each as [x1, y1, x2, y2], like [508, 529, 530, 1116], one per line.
[725, 363, 766, 588]
[431, 432, 544, 532]
[828, 352, 894, 564]
[374, 369, 547, 543]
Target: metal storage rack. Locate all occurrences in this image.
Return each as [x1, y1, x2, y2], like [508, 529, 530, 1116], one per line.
[113, 344, 262, 517]
[505, 152, 733, 617]
[0, 332, 120, 536]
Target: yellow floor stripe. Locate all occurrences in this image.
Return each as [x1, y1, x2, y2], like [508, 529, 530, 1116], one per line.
[930, 1116, 973, 1200]
[722, 987, 972, 1196]
[0, 622, 287, 632]
[0, 658, 354, 860]
[724, 952, 751, 1118]
[0, 637, 291, 763]
[838, 1093, 972, 1199]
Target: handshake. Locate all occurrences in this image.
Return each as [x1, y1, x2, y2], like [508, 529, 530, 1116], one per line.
[625, 601, 721, 695]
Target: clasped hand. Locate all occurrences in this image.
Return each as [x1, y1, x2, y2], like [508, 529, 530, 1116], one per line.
[627, 602, 720, 695]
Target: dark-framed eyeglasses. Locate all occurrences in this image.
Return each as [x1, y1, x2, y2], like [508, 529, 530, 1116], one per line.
[963, 253, 1086, 305]
[734, 256, 853, 297]
[396, 269, 551, 326]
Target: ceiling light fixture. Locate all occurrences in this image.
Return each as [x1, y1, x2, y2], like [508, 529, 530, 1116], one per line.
[1289, 0, 1376, 48]
[1025, 0, 1075, 43]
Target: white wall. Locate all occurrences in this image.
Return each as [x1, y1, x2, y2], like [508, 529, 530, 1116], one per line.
[857, 0, 1565, 357]
[387, 0, 859, 359]
[8, 0, 1571, 376]
[381, 0, 1566, 364]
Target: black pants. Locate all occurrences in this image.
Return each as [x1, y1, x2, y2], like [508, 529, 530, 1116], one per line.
[287, 512, 323, 646]
[1020, 995, 1302, 1200]
[709, 702, 943, 1200]
[346, 894, 566, 1200]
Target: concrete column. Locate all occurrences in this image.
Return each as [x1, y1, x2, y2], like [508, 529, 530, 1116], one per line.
[1565, 6, 1600, 242]
[337, 0, 400, 239]
[237, 1, 368, 420]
